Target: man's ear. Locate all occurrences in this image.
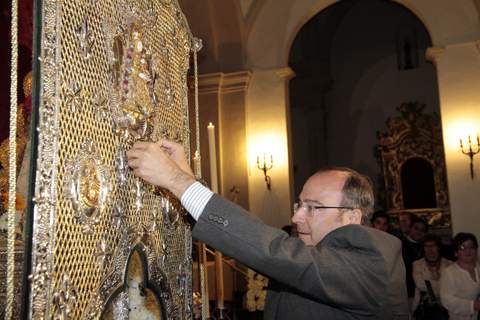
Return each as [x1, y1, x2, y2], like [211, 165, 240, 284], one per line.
[349, 209, 362, 224]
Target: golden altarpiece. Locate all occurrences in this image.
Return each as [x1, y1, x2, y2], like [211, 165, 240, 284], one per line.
[376, 102, 452, 236]
[1, 0, 203, 318]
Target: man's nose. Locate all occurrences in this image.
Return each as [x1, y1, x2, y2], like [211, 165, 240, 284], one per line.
[291, 208, 305, 224]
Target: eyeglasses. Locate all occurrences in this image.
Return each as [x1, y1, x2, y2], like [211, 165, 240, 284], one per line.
[293, 201, 355, 216]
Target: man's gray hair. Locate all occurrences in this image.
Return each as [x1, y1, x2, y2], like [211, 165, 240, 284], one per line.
[317, 167, 375, 224]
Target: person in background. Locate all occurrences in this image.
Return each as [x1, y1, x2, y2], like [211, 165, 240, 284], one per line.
[399, 212, 413, 238]
[403, 217, 428, 301]
[391, 212, 413, 241]
[440, 232, 480, 320]
[371, 210, 390, 233]
[412, 233, 452, 313]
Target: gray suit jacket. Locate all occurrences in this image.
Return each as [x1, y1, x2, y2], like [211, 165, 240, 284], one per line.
[192, 195, 409, 319]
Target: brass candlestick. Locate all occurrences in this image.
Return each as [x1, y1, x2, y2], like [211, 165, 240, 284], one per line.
[460, 134, 480, 179]
[256, 154, 273, 190]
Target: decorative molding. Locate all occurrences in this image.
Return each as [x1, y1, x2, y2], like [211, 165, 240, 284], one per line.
[196, 73, 223, 94]
[427, 41, 480, 62]
[427, 40, 480, 61]
[195, 71, 252, 94]
[425, 47, 445, 66]
[222, 71, 252, 94]
[275, 67, 295, 80]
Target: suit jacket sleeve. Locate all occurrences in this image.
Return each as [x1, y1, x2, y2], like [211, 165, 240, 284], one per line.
[192, 195, 399, 314]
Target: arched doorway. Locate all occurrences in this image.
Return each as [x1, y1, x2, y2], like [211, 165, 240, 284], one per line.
[288, 0, 440, 201]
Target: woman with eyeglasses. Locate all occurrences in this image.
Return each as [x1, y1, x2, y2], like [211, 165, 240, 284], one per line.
[440, 233, 480, 320]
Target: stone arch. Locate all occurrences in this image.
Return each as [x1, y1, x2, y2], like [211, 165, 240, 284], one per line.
[246, 0, 480, 68]
[284, 1, 434, 63]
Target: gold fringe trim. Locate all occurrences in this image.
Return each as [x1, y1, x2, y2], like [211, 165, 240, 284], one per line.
[7, 0, 19, 318]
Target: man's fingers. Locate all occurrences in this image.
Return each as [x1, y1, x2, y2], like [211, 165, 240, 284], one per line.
[159, 139, 176, 148]
[127, 142, 156, 159]
[127, 158, 141, 169]
[126, 148, 142, 160]
[131, 168, 143, 178]
[131, 141, 152, 151]
[159, 139, 182, 153]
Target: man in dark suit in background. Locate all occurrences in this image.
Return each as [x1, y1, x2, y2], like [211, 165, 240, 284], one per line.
[127, 140, 409, 320]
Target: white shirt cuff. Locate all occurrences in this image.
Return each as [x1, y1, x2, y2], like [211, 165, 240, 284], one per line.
[181, 181, 214, 220]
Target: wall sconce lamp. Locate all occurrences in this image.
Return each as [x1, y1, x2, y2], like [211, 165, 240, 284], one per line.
[256, 154, 273, 190]
[460, 134, 480, 179]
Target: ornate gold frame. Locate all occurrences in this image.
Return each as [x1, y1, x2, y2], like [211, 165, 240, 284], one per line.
[376, 102, 451, 232]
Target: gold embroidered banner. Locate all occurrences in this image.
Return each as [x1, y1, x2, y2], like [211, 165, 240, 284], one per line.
[26, 0, 195, 318]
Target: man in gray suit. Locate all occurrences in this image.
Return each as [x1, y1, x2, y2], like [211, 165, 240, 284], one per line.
[127, 140, 409, 319]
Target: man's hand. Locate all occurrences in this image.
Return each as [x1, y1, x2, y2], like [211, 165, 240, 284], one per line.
[127, 140, 195, 198]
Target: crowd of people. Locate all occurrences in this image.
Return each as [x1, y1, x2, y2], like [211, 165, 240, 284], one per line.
[371, 211, 480, 319]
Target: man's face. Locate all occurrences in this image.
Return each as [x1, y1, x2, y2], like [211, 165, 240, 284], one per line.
[423, 240, 440, 263]
[399, 214, 411, 234]
[372, 217, 389, 232]
[409, 222, 427, 242]
[292, 171, 361, 246]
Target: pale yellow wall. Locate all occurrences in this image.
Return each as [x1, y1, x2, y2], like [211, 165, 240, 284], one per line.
[245, 68, 293, 228]
[430, 42, 480, 241]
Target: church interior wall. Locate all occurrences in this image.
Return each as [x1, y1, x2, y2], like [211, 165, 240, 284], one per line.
[180, 0, 480, 237]
[242, 0, 480, 239]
